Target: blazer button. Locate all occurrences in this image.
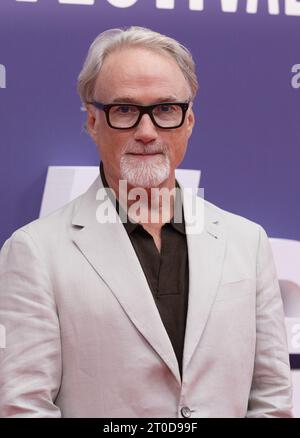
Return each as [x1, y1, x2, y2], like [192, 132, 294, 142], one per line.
[181, 406, 191, 418]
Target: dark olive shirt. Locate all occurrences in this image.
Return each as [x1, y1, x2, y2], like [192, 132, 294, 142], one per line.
[99, 162, 189, 376]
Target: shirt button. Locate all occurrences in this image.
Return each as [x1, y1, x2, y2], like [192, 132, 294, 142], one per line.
[181, 406, 191, 418]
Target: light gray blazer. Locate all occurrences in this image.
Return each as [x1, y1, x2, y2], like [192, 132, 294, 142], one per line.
[0, 176, 293, 417]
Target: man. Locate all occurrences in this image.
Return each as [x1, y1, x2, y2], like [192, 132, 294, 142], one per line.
[0, 26, 293, 418]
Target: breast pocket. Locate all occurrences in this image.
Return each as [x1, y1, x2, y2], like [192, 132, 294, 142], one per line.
[215, 278, 255, 302]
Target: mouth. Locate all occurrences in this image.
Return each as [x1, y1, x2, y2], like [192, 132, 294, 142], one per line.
[127, 152, 163, 157]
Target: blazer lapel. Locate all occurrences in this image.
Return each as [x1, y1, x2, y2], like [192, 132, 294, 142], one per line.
[182, 191, 227, 373]
[70, 177, 181, 384]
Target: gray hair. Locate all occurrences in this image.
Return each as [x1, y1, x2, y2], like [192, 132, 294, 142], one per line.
[77, 26, 198, 105]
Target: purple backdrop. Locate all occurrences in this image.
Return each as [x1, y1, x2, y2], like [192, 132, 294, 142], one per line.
[0, 0, 300, 367]
[1, 0, 300, 247]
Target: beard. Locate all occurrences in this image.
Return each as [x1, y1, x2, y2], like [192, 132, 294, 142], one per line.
[120, 141, 171, 188]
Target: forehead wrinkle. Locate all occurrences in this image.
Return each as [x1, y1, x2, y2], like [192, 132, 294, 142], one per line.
[111, 72, 182, 92]
[98, 80, 189, 105]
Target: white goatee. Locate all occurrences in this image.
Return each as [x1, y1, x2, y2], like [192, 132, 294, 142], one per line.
[120, 147, 170, 188]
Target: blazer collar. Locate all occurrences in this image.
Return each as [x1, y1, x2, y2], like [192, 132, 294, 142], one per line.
[182, 190, 226, 373]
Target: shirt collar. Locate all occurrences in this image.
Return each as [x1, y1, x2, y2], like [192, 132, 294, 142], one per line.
[99, 161, 186, 235]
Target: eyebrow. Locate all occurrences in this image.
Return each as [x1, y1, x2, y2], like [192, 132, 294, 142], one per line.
[110, 96, 180, 104]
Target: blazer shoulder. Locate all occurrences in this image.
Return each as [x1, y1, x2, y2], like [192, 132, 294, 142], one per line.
[2, 188, 86, 253]
[203, 199, 266, 242]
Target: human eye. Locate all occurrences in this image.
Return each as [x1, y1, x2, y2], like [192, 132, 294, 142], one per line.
[111, 105, 129, 114]
[111, 105, 138, 114]
[156, 104, 178, 113]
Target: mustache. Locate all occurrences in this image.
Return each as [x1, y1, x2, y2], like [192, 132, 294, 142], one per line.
[122, 141, 167, 155]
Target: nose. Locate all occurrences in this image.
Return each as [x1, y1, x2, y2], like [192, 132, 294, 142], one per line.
[133, 113, 159, 144]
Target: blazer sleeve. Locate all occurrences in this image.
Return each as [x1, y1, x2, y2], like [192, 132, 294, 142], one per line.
[247, 226, 293, 417]
[0, 229, 62, 418]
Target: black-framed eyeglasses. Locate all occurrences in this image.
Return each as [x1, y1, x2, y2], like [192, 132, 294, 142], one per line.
[87, 101, 190, 130]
